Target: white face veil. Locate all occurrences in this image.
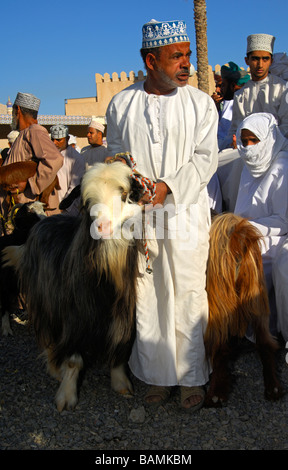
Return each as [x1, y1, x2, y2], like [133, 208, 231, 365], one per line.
[236, 113, 288, 177]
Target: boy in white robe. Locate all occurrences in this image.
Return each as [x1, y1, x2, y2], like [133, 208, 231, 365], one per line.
[234, 113, 288, 337]
[228, 34, 288, 142]
[106, 19, 218, 410]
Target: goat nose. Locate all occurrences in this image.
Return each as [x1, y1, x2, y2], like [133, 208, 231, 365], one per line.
[97, 220, 112, 238]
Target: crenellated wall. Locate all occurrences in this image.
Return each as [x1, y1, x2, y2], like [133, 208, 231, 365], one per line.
[65, 65, 223, 117]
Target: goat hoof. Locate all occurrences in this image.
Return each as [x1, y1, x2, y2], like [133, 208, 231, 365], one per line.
[204, 394, 223, 408]
[56, 396, 78, 413]
[2, 314, 13, 336]
[55, 389, 78, 413]
[2, 327, 13, 336]
[265, 385, 284, 401]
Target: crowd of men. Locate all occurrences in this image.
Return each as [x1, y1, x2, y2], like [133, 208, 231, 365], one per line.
[1, 19, 288, 412]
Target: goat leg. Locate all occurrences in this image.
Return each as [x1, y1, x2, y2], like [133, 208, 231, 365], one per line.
[256, 342, 284, 400]
[205, 343, 231, 407]
[110, 363, 134, 397]
[252, 317, 284, 400]
[51, 353, 83, 412]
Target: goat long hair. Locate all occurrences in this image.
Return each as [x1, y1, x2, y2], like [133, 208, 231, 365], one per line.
[17, 163, 143, 370]
[2, 162, 147, 411]
[0, 202, 46, 336]
[205, 212, 275, 357]
[204, 212, 282, 405]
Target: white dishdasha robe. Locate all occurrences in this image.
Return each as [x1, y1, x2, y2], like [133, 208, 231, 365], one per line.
[106, 81, 218, 386]
[228, 74, 288, 140]
[57, 145, 85, 215]
[273, 237, 288, 342]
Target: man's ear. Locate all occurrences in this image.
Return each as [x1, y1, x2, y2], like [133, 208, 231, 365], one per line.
[146, 52, 157, 71]
[244, 56, 249, 66]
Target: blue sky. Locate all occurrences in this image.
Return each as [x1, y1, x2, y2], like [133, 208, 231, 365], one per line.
[1, 0, 287, 115]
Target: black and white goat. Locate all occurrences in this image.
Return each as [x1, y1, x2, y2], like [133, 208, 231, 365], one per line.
[1, 201, 46, 335]
[4, 162, 145, 412]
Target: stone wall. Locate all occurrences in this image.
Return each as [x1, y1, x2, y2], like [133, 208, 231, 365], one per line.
[65, 65, 222, 117]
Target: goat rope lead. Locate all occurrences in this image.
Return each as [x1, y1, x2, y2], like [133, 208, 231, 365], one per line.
[0, 190, 19, 231]
[112, 152, 155, 274]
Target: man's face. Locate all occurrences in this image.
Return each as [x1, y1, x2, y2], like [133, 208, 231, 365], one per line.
[241, 128, 260, 147]
[87, 127, 101, 146]
[221, 78, 233, 100]
[52, 136, 68, 151]
[245, 51, 272, 81]
[151, 42, 191, 91]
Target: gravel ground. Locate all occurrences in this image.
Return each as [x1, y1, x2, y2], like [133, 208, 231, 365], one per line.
[1, 314, 288, 456]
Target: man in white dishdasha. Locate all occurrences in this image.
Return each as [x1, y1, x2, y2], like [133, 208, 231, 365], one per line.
[228, 33, 288, 143]
[106, 19, 218, 411]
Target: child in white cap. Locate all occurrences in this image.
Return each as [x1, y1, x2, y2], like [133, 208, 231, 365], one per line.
[227, 33, 288, 144]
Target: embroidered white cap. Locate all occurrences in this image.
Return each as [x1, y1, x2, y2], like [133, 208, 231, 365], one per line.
[246, 34, 275, 54]
[142, 19, 189, 49]
[50, 124, 69, 139]
[13, 92, 41, 111]
[88, 117, 105, 133]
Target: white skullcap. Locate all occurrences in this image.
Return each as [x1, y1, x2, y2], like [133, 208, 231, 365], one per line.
[14, 92, 41, 111]
[50, 124, 69, 139]
[142, 19, 189, 49]
[88, 116, 105, 133]
[68, 134, 77, 145]
[246, 34, 275, 54]
[7, 130, 19, 143]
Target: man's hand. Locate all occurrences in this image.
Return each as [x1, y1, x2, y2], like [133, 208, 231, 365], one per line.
[152, 181, 171, 206]
[104, 157, 171, 206]
[139, 181, 171, 207]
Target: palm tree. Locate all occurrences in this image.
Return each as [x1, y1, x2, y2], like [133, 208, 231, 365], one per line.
[193, 0, 209, 94]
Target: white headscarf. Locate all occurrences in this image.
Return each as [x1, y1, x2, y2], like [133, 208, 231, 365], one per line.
[236, 112, 288, 177]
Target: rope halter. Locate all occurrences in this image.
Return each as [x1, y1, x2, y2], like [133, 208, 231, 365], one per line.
[109, 152, 155, 273]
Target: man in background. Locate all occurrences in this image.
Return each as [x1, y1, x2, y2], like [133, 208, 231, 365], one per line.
[228, 33, 288, 141]
[0, 92, 63, 224]
[50, 124, 85, 215]
[0, 130, 19, 163]
[217, 61, 250, 151]
[81, 117, 107, 167]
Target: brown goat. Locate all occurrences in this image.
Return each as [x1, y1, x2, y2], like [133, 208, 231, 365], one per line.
[0, 161, 37, 192]
[205, 212, 283, 406]
[0, 161, 59, 211]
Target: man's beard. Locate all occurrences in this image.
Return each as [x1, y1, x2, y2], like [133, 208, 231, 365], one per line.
[155, 65, 189, 90]
[11, 112, 19, 131]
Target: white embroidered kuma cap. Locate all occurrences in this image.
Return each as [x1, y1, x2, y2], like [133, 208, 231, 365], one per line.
[50, 124, 69, 139]
[13, 92, 41, 112]
[142, 19, 189, 49]
[246, 34, 275, 54]
[88, 116, 105, 133]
